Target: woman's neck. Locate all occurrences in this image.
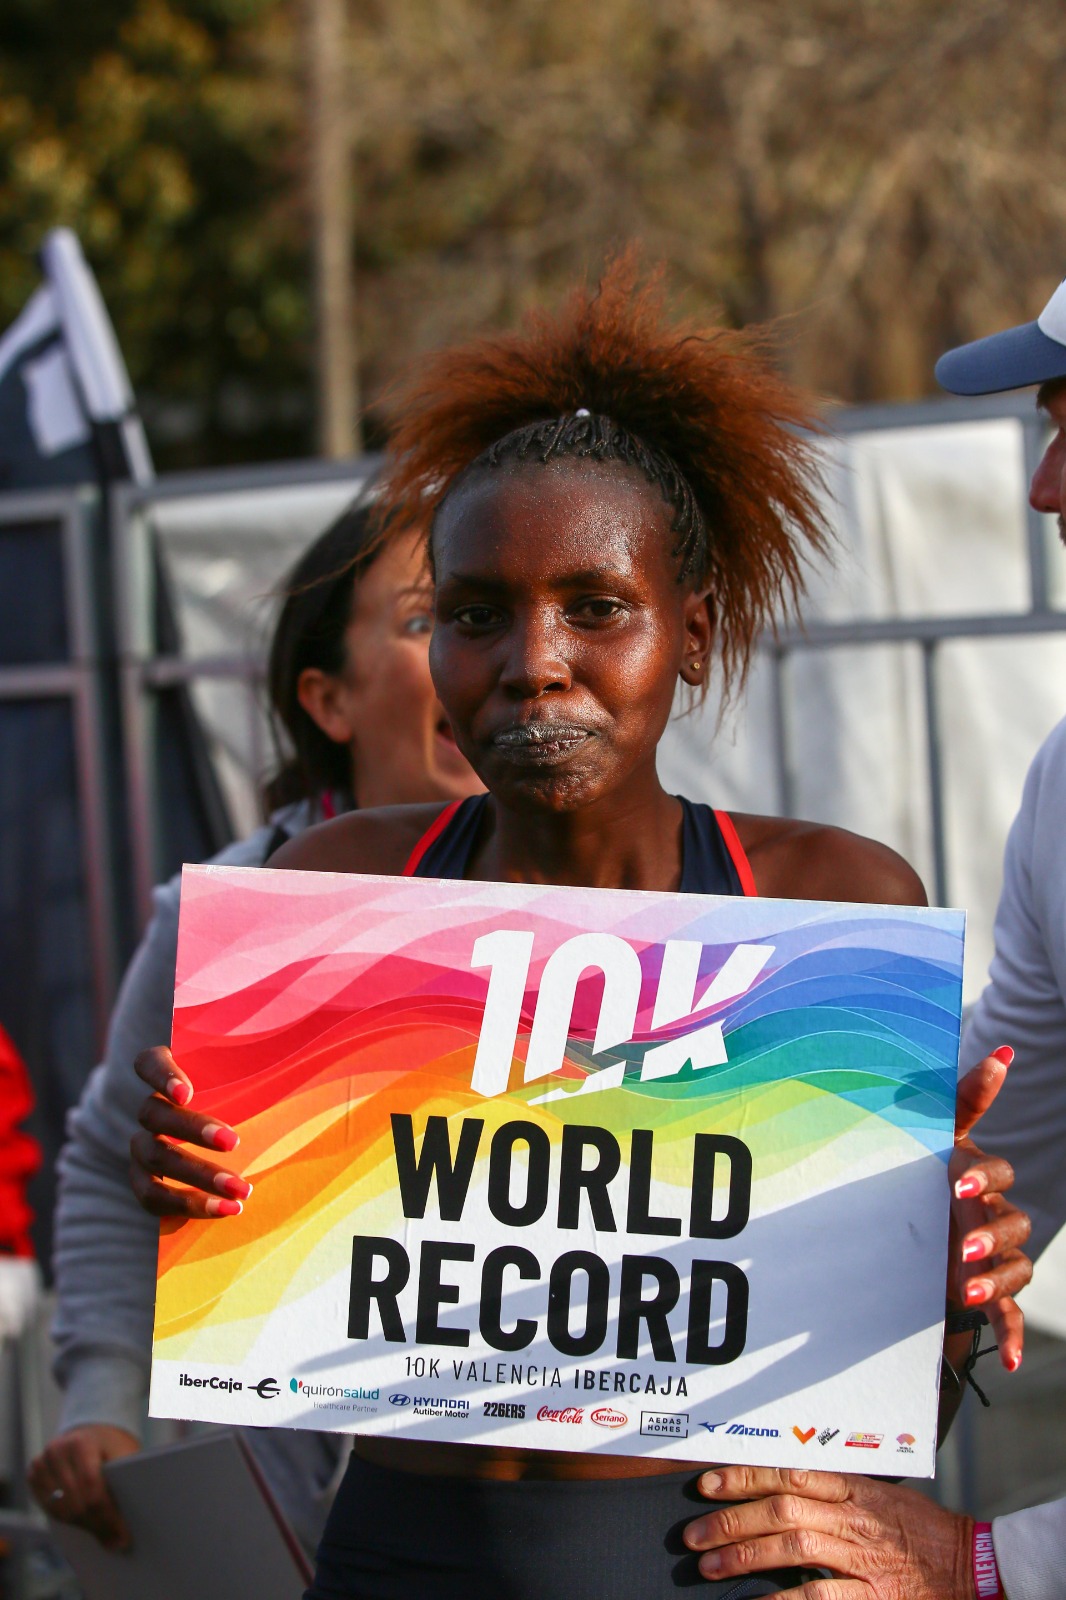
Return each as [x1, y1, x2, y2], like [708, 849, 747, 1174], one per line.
[472, 777, 684, 893]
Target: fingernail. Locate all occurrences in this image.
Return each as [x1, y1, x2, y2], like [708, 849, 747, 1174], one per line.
[206, 1197, 242, 1217]
[203, 1123, 239, 1152]
[965, 1277, 993, 1305]
[993, 1045, 1015, 1066]
[700, 1471, 722, 1494]
[955, 1175, 985, 1199]
[167, 1077, 192, 1106]
[1007, 1351, 1022, 1372]
[962, 1234, 993, 1263]
[699, 1553, 722, 1574]
[214, 1172, 252, 1200]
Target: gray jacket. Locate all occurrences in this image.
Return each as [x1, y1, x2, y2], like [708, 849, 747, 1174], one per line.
[961, 714, 1066, 1599]
[51, 804, 347, 1553]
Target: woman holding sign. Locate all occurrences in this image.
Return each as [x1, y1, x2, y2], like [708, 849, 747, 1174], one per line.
[130, 254, 1032, 1599]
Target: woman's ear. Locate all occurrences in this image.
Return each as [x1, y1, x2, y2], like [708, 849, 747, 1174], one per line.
[678, 590, 716, 687]
[296, 668, 356, 747]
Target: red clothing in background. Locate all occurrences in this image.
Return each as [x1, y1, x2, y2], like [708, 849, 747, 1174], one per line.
[0, 1027, 41, 1257]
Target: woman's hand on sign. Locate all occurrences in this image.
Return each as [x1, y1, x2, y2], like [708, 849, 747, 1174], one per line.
[28, 1424, 139, 1550]
[129, 1046, 250, 1218]
[685, 1466, 973, 1597]
[949, 1047, 1032, 1372]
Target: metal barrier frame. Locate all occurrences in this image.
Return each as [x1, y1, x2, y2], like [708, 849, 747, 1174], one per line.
[0, 487, 119, 1038]
[768, 390, 1062, 906]
[110, 456, 376, 928]
[109, 393, 1066, 941]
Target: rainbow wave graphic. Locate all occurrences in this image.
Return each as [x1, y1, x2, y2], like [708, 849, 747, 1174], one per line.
[155, 866, 963, 1373]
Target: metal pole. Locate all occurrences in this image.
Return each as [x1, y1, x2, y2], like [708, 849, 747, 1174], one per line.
[921, 639, 949, 907]
[1021, 413, 1052, 615]
[768, 644, 794, 816]
[307, 0, 360, 458]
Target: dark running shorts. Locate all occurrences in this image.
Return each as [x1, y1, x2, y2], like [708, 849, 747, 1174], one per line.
[304, 1452, 806, 1600]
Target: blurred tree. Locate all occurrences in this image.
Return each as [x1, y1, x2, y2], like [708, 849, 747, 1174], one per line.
[2, 0, 1065, 465]
[349, 0, 1066, 411]
[0, 0, 310, 466]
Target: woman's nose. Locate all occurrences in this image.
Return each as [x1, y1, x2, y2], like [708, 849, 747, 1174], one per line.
[499, 614, 572, 698]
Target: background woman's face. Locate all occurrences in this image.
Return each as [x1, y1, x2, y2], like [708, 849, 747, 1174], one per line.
[430, 461, 712, 813]
[337, 535, 481, 808]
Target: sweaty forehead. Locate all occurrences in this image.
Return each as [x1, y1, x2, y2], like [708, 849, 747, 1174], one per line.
[432, 459, 676, 584]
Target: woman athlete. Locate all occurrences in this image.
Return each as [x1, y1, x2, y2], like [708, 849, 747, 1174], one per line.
[130, 257, 1032, 1599]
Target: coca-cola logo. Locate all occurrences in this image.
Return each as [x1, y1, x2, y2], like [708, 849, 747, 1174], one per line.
[591, 1406, 627, 1428]
[537, 1405, 584, 1424]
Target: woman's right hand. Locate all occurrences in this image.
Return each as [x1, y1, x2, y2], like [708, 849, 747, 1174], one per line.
[129, 1046, 251, 1218]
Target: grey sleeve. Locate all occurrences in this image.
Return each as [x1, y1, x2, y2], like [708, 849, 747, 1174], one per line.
[962, 723, 1066, 1262]
[993, 1496, 1066, 1600]
[50, 874, 186, 1438]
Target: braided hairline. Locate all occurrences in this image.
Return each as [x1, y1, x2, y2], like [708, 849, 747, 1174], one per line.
[468, 411, 707, 585]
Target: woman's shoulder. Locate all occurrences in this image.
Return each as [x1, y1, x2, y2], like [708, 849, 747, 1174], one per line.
[728, 812, 927, 907]
[269, 803, 453, 877]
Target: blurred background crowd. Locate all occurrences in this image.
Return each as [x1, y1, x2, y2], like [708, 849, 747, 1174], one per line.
[2, 0, 1066, 1594]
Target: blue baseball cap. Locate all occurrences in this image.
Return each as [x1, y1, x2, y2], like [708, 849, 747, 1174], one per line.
[936, 277, 1066, 395]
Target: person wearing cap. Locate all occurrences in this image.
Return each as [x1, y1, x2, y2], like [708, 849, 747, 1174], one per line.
[681, 285, 1066, 1599]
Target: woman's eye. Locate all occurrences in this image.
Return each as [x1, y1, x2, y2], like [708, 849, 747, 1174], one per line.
[573, 598, 624, 621]
[453, 605, 502, 629]
[401, 612, 433, 637]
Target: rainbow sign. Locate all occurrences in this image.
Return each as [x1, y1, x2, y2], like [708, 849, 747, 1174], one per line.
[149, 865, 964, 1477]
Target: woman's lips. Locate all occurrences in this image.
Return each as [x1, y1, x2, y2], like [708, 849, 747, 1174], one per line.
[490, 722, 592, 763]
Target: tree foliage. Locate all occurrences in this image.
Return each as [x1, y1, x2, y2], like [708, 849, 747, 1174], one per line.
[2, 0, 1065, 465]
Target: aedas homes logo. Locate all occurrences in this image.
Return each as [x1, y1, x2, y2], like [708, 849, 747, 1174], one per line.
[467, 934, 773, 1099]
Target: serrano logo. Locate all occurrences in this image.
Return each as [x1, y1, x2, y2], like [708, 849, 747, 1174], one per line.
[845, 1432, 883, 1450]
[537, 1406, 583, 1424]
[591, 1407, 627, 1428]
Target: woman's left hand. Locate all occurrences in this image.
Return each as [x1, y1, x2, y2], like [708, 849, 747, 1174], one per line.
[684, 1466, 973, 1596]
[949, 1047, 1032, 1371]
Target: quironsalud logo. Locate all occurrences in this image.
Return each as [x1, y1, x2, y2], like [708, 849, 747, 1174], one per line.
[289, 1378, 380, 1401]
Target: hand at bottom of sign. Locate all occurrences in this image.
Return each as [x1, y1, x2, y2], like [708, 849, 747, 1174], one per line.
[684, 1467, 975, 1599]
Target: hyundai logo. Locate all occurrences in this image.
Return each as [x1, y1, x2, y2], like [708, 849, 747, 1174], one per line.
[389, 1392, 411, 1407]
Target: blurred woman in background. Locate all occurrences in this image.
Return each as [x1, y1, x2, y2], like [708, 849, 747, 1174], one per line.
[28, 496, 480, 1553]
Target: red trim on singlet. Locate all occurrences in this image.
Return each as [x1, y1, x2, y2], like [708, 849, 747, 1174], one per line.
[320, 790, 337, 821]
[402, 799, 465, 876]
[714, 809, 757, 897]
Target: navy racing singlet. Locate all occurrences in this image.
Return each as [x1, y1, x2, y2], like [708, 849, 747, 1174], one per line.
[402, 792, 756, 895]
